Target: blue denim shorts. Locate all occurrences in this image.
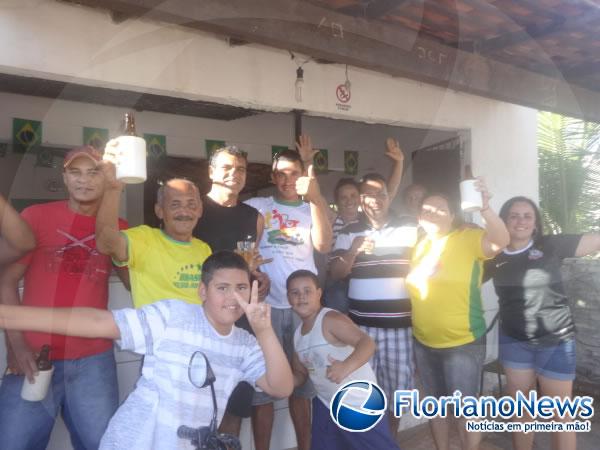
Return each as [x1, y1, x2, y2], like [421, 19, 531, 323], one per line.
[414, 335, 486, 397]
[253, 307, 315, 405]
[499, 331, 576, 381]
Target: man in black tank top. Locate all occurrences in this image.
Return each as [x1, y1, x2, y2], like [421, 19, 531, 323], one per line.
[193, 145, 270, 437]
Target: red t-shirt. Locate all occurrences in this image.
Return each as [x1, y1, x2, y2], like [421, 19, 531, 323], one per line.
[18, 201, 127, 360]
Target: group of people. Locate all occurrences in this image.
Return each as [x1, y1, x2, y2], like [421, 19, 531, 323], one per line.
[0, 135, 598, 450]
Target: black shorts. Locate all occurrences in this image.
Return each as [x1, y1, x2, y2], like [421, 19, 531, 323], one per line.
[224, 381, 255, 418]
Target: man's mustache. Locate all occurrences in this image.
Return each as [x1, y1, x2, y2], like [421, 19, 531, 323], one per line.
[174, 215, 194, 221]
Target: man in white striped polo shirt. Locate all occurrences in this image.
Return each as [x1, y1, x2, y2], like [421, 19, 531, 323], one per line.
[329, 173, 418, 437]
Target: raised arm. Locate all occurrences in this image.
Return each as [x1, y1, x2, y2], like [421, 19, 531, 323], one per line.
[323, 310, 375, 383]
[0, 304, 120, 340]
[96, 160, 128, 262]
[296, 134, 318, 176]
[575, 233, 600, 257]
[236, 281, 293, 398]
[0, 195, 35, 265]
[296, 165, 333, 253]
[295, 135, 333, 252]
[385, 138, 405, 202]
[476, 177, 510, 257]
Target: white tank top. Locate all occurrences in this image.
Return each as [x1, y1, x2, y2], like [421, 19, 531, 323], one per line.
[294, 307, 376, 406]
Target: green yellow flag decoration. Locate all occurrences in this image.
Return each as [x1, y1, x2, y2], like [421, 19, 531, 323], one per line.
[205, 139, 226, 160]
[344, 150, 358, 175]
[144, 134, 167, 159]
[313, 149, 328, 174]
[13, 118, 42, 154]
[271, 145, 288, 161]
[83, 127, 109, 151]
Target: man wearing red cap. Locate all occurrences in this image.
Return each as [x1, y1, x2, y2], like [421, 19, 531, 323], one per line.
[0, 145, 128, 449]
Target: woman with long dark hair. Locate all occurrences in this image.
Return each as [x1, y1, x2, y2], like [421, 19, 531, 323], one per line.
[485, 196, 600, 450]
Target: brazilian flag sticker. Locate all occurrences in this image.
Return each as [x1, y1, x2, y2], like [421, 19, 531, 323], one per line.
[314, 149, 328, 174]
[205, 139, 226, 160]
[144, 134, 167, 159]
[344, 151, 358, 175]
[13, 118, 42, 154]
[83, 127, 109, 151]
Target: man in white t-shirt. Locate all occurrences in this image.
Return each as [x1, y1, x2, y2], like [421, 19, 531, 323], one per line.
[244, 136, 332, 450]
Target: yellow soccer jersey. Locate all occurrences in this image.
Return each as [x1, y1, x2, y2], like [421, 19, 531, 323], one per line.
[407, 228, 488, 348]
[117, 225, 212, 308]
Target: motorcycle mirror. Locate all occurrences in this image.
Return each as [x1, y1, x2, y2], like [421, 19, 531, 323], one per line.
[188, 351, 216, 389]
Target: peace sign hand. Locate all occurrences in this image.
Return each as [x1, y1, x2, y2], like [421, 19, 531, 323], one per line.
[234, 280, 271, 335]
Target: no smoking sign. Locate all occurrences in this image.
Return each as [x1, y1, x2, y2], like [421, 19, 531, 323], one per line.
[336, 84, 351, 103]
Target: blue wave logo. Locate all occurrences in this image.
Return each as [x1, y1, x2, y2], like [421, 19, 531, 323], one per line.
[329, 380, 387, 432]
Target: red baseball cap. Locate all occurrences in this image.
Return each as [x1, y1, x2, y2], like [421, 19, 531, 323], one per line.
[63, 145, 102, 169]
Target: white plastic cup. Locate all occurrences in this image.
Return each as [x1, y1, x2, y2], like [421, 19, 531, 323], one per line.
[460, 179, 483, 212]
[104, 136, 147, 184]
[21, 367, 54, 401]
[236, 240, 255, 266]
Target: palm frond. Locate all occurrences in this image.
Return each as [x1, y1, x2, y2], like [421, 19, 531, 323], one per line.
[538, 111, 600, 234]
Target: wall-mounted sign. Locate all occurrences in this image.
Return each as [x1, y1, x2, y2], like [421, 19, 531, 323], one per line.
[314, 149, 328, 173]
[271, 145, 289, 161]
[344, 151, 358, 175]
[145, 134, 167, 159]
[83, 127, 109, 151]
[335, 84, 351, 112]
[205, 139, 226, 160]
[13, 118, 42, 154]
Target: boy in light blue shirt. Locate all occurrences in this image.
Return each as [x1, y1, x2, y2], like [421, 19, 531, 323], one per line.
[0, 251, 293, 450]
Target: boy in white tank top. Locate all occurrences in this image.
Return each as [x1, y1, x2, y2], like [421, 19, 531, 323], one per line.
[287, 270, 401, 450]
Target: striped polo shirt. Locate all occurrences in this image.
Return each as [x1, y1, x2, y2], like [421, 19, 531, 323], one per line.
[331, 214, 418, 328]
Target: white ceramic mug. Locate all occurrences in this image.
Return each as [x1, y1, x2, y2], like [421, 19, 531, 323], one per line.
[104, 136, 147, 184]
[460, 179, 483, 212]
[21, 366, 54, 401]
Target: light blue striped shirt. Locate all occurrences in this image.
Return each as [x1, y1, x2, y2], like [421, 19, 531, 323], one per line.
[100, 300, 265, 450]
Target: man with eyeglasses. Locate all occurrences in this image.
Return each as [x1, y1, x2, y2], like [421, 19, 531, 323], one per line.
[329, 172, 418, 438]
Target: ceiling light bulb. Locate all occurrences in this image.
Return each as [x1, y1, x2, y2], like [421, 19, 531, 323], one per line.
[295, 67, 304, 102]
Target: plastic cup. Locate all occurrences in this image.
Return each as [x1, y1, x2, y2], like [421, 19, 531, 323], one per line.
[104, 136, 147, 184]
[21, 367, 54, 401]
[236, 240, 255, 266]
[460, 179, 483, 212]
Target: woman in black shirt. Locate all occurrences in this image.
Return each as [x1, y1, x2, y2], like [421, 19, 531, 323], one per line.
[485, 196, 600, 450]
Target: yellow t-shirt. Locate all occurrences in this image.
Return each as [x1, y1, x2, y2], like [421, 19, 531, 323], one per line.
[118, 225, 212, 308]
[407, 228, 488, 348]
